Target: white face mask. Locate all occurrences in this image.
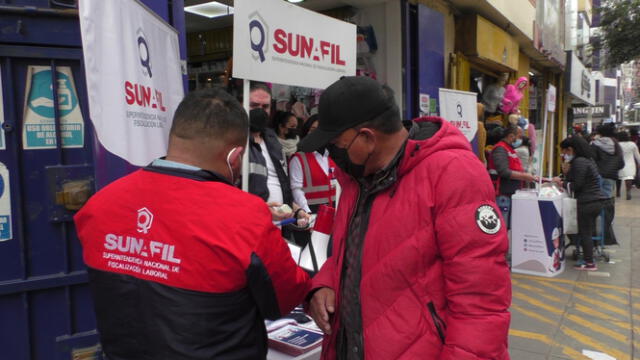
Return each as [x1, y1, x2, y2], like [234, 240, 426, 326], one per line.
[226, 147, 240, 186]
[562, 154, 574, 162]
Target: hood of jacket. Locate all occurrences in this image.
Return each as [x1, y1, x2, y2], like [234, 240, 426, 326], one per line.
[593, 137, 616, 155]
[516, 76, 529, 90]
[397, 116, 472, 177]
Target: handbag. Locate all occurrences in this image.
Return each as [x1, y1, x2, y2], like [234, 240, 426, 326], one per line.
[562, 184, 578, 235]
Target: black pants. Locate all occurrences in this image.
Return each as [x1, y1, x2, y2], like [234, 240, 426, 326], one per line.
[577, 200, 604, 263]
[602, 198, 618, 245]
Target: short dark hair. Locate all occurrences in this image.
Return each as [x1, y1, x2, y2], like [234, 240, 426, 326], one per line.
[250, 82, 272, 97]
[170, 88, 248, 145]
[488, 125, 519, 143]
[617, 131, 630, 142]
[358, 85, 402, 134]
[596, 123, 616, 138]
[560, 136, 594, 159]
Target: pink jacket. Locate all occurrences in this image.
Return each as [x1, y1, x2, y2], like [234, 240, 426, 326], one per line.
[501, 77, 529, 114]
[311, 117, 511, 359]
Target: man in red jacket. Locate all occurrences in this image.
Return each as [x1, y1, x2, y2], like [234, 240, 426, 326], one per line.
[75, 88, 310, 360]
[299, 77, 511, 360]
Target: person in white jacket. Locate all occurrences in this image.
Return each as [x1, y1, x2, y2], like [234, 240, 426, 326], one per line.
[617, 131, 640, 200]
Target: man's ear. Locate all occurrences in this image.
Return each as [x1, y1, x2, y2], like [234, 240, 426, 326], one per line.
[229, 146, 245, 167]
[359, 128, 377, 151]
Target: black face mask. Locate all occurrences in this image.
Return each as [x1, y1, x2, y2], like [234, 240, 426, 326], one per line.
[327, 133, 369, 179]
[285, 128, 299, 140]
[249, 113, 268, 132]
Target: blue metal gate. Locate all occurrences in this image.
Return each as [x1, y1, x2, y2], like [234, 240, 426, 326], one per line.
[0, 44, 101, 360]
[0, 1, 187, 359]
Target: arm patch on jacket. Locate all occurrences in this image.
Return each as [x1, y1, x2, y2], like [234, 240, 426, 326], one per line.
[476, 205, 501, 235]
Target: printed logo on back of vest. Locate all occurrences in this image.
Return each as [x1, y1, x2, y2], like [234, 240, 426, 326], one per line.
[476, 205, 501, 235]
[137, 207, 154, 234]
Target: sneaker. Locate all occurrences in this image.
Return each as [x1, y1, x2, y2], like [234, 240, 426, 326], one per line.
[574, 263, 598, 271]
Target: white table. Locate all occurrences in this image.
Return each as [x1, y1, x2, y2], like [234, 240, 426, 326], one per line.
[267, 346, 322, 360]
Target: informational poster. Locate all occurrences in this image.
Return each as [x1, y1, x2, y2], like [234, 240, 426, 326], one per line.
[0, 67, 6, 150]
[0, 162, 12, 242]
[438, 88, 478, 142]
[232, 0, 356, 89]
[511, 191, 565, 277]
[21, 66, 84, 150]
[419, 93, 430, 115]
[79, 0, 184, 166]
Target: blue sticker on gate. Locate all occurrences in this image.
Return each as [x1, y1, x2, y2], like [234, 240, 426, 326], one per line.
[27, 70, 78, 118]
[0, 174, 5, 199]
[0, 215, 10, 241]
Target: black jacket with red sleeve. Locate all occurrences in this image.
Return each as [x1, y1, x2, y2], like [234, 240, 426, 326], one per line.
[74, 164, 311, 360]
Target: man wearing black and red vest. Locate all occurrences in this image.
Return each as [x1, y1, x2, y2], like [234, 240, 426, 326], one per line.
[488, 125, 538, 228]
[74, 88, 310, 360]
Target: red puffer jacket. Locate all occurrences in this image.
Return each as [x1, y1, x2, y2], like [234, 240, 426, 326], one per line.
[312, 117, 511, 359]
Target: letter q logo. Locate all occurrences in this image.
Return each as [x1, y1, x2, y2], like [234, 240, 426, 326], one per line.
[137, 207, 154, 234]
[249, 12, 269, 63]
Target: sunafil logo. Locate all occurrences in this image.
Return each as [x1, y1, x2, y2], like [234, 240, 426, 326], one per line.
[249, 12, 269, 63]
[124, 28, 167, 112]
[249, 12, 346, 66]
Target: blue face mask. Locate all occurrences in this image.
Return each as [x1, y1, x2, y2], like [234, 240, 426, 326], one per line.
[512, 139, 523, 148]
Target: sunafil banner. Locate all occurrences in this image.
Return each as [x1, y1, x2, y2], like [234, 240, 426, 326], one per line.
[79, 0, 184, 166]
[233, 0, 357, 89]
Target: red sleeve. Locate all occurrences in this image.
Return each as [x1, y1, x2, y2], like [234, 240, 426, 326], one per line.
[247, 202, 311, 319]
[431, 153, 511, 360]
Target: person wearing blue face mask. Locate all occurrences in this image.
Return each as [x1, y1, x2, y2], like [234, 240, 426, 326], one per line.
[488, 125, 538, 229]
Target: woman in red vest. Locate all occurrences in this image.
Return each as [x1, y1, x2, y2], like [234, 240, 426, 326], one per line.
[289, 116, 338, 246]
[488, 125, 538, 227]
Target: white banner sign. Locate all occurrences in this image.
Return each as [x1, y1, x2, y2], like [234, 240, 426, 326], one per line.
[438, 88, 478, 142]
[568, 51, 594, 105]
[232, 0, 357, 89]
[79, 0, 184, 166]
[547, 84, 557, 112]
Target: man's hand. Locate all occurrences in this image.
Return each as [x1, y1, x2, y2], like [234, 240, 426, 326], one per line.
[267, 202, 293, 221]
[552, 177, 564, 188]
[562, 162, 571, 175]
[309, 287, 335, 335]
[522, 173, 538, 183]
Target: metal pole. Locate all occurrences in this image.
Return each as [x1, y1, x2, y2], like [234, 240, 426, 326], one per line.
[242, 79, 250, 192]
[548, 111, 555, 178]
[538, 109, 548, 193]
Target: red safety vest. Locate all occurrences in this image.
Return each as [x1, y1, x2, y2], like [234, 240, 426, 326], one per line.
[291, 152, 337, 208]
[488, 140, 524, 195]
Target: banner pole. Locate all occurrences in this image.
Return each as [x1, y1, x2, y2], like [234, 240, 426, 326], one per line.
[242, 78, 250, 192]
[538, 109, 548, 195]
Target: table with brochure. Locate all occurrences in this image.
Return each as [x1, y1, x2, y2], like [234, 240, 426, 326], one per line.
[511, 185, 566, 277]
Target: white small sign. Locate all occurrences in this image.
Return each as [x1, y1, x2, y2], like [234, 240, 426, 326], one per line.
[0, 162, 12, 242]
[438, 88, 478, 142]
[547, 84, 557, 112]
[232, 0, 357, 89]
[419, 93, 430, 115]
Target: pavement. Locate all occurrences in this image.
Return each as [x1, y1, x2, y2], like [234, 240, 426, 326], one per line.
[509, 185, 640, 359]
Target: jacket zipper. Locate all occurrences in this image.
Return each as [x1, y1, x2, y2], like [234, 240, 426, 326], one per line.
[427, 301, 446, 344]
